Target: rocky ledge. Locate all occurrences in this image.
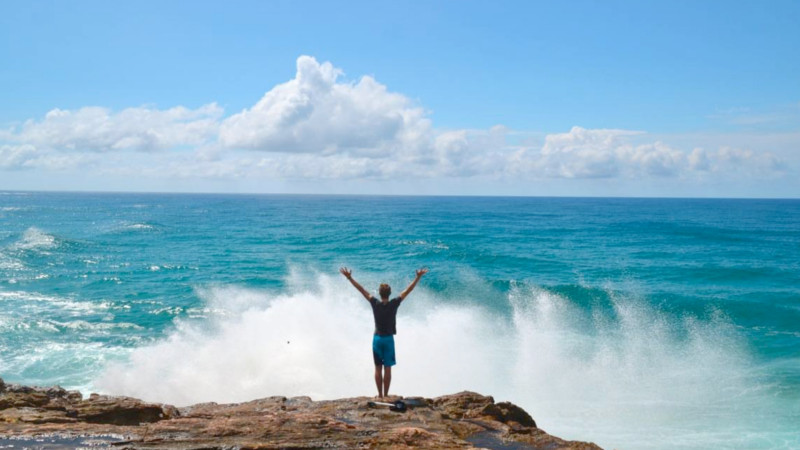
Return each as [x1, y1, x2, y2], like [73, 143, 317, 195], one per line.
[0, 377, 601, 449]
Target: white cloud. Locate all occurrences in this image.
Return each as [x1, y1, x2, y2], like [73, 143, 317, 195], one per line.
[0, 144, 96, 170]
[617, 141, 686, 177]
[432, 125, 510, 177]
[536, 127, 644, 178]
[219, 56, 431, 157]
[0, 56, 792, 195]
[0, 144, 38, 169]
[701, 146, 785, 175]
[12, 103, 222, 152]
[509, 126, 785, 180]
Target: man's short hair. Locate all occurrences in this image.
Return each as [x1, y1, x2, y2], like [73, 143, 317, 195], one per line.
[379, 283, 391, 299]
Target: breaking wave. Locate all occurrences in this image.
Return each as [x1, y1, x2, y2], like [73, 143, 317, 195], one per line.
[94, 273, 790, 449]
[10, 227, 58, 251]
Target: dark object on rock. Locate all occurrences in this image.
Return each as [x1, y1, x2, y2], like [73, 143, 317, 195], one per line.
[367, 399, 408, 412]
[402, 396, 428, 407]
[0, 384, 602, 449]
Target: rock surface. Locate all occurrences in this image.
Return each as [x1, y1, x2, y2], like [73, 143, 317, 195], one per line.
[0, 377, 601, 449]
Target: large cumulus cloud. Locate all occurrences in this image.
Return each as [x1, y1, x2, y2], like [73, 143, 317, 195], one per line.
[219, 56, 431, 157]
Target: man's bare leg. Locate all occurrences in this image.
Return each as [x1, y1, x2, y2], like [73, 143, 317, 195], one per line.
[374, 365, 384, 397]
[383, 366, 392, 397]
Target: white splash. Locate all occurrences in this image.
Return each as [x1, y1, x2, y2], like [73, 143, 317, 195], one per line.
[95, 274, 783, 449]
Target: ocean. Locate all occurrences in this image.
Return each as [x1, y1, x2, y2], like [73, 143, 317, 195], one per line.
[0, 191, 798, 449]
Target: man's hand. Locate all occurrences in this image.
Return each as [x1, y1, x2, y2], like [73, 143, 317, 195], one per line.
[341, 267, 371, 301]
[400, 268, 429, 300]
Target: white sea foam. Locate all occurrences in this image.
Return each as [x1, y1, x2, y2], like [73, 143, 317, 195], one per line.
[0, 253, 25, 270]
[95, 274, 790, 449]
[100, 221, 156, 235]
[0, 291, 111, 313]
[1, 341, 121, 391]
[37, 320, 143, 331]
[146, 264, 193, 272]
[11, 227, 57, 251]
[400, 239, 450, 250]
[127, 223, 154, 230]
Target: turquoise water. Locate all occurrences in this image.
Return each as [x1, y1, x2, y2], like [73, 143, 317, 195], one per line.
[0, 192, 798, 449]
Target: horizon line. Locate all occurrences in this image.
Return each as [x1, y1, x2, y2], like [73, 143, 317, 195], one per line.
[1, 188, 797, 201]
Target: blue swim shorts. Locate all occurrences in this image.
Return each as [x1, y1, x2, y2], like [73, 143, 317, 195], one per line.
[372, 334, 396, 367]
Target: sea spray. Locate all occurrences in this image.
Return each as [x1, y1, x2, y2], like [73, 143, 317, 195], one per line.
[96, 274, 374, 404]
[95, 273, 768, 449]
[505, 283, 768, 447]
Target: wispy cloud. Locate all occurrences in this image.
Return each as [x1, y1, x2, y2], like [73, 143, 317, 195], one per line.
[508, 127, 785, 180]
[6, 104, 222, 152]
[707, 102, 800, 129]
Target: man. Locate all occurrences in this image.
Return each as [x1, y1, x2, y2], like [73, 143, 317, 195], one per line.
[339, 267, 428, 398]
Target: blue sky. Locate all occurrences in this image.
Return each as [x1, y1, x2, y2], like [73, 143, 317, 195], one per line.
[1, 0, 798, 197]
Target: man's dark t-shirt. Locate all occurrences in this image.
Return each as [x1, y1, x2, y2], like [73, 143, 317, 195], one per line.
[370, 296, 402, 336]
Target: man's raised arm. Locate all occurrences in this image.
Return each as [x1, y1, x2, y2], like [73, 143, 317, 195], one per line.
[399, 268, 429, 300]
[340, 267, 372, 301]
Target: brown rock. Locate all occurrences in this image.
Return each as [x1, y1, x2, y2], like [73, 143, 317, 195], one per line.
[0, 391, 51, 409]
[0, 383, 602, 449]
[4, 384, 33, 394]
[65, 390, 83, 402]
[0, 407, 76, 424]
[482, 401, 537, 427]
[1, 384, 170, 427]
[69, 395, 168, 425]
[432, 390, 498, 427]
